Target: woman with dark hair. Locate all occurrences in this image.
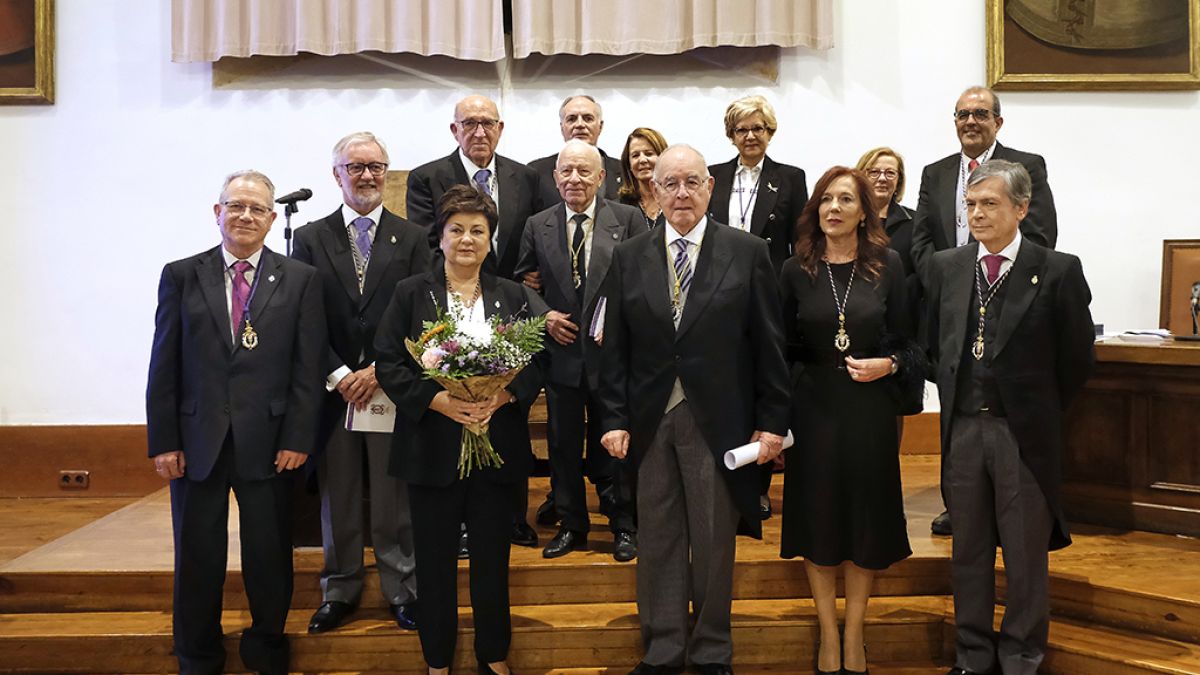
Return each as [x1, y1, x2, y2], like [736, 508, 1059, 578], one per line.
[779, 167, 921, 675]
[375, 185, 544, 675]
[616, 126, 668, 230]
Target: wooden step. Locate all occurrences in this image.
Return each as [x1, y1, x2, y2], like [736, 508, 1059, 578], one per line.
[0, 596, 950, 674]
[1041, 614, 1200, 674]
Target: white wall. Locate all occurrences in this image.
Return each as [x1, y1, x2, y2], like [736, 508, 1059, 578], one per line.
[0, 1, 1195, 424]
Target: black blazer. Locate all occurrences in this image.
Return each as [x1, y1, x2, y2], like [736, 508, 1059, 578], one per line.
[911, 142, 1058, 287]
[528, 150, 623, 208]
[925, 239, 1094, 550]
[374, 271, 545, 488]
[146, 246, 327, 482]
[514, 199, 645, 390]
[598, 221, 791, 537]
[292, 206, 432, 441]
[707, 155, 808, 274]
[406, 150, 544, 280]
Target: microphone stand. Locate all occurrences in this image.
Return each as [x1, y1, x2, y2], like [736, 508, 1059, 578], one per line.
[1192, 297, 1198, 336]
[284, 201, 299, 256]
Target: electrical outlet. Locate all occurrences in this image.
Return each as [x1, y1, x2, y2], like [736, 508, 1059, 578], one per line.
[59, 470, 90, 490]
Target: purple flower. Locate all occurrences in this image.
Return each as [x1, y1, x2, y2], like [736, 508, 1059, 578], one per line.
[440, 363, 451, 372]
[443, 340, 460, 354]
[468, 350, 479, 359]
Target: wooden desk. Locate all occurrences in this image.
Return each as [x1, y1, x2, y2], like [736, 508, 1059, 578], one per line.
[1063, 340, 1200, 537]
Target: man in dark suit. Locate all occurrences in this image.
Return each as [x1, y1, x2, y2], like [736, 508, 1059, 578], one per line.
[147, 170, 326, 675]
[407, 94, 545, 283]
[911, 85, 1059, 536]
[515, 140, 643, 561]
[292, 132, 431, 635]
[527, 95, 622, 206]
[926, 160, 1094, 675]
[599, 145, 791, 675]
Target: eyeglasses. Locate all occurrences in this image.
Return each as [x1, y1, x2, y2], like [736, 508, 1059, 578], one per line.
[222, 201, 272, 217]
[342, 162, 388, 177]
[556, 167, 595, 180]
[866, 169, 898, 180]
[733, 125, 770, 138]
[655, 176, 706, 193]
[954, 108, 996, 122]
[457, 118, 500, 133]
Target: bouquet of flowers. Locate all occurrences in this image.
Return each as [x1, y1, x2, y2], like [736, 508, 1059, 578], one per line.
[405, 297, 546, 477]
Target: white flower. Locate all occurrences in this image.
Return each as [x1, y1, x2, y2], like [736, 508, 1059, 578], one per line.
[456, 320, 493, 348]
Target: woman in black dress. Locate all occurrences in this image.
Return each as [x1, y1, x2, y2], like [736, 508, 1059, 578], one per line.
[616, 126, 667, 230]
[779, 167, 920, 675]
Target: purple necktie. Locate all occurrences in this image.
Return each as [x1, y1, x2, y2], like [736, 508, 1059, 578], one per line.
[230, 260, 252, 341]
[673, 239, 693, 295]
[982, 254, 1005, 286]
[352, 216, 373, 259]
[473, 168, 493, 196]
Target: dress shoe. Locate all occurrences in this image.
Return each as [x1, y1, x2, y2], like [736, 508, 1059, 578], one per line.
[477, 658, 513, 674]
[511, 520, 539, 547]
[458, 530, 470, 559]
[613, 530, 637, 562]
[627, 662, 683, 675]
[542, 528, 587, 558]
[535, 492, 559, 526]
[307, 600, 354, 634]
[759, 494, 772, 520]
[693, 665, 734, 675]
[931, 510, 952, 536]
[390, 602, 418, 630]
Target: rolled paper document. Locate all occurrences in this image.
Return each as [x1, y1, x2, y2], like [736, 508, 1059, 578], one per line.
[723, 430, 795, 470]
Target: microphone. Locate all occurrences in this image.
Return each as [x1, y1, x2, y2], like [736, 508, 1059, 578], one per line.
[276, 188, 313, 204]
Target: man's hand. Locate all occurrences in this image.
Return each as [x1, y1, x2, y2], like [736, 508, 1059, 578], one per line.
[751, 430, 785, 464]
[522, 271, 543, 292]
[601, 430, 630, 459]
[336, 365, 380, 409]
[153, 451, 186, 480]
[275, 450, 308, 473]
[546, 310, 579, 346]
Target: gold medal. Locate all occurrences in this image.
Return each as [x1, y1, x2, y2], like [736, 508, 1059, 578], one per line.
[573, 269, 582, 289]
[241, 320, 259, 350]
[835, 327, 851, 352]
[972, 336, 985, 360]
[825, 262, 855, 354]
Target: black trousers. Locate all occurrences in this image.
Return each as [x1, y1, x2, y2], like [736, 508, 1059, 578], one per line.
[170, 437, 294, 675]
[546, 378, 636, 534]
[410, 474, 521, 668]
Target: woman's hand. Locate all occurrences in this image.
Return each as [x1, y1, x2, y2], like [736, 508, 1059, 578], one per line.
[429, 391, 491, 425]
[477, 389, 516, 424]
[844, 356, 894, 383]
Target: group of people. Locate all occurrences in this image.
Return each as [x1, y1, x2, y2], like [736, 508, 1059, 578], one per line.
[146, 85, 1096, 675]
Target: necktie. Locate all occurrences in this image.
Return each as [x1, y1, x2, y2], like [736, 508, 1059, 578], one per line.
[230, 260, 252, 342]
[672, 238, 693, 296]
[351, 216, 373, 259]
[968, 158, 980, 173]
[473, 168, 493, 196]
[982, 253, 1005, 286]
[571, 213, 588, 293]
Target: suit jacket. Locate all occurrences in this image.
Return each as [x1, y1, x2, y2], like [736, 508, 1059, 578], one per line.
[707, 155, 808, 274]
[925, 239, 1094, 550]
[528, 150, 623, 208]
[292, 206, 432, 443]
[598, 221, 791, 537]
[146, 246, 327, 482]
[406, 150, 544, 280]
[911, 142, 1058, 287]
[514, 198, 644, 390]
[374, 271, 545, 488]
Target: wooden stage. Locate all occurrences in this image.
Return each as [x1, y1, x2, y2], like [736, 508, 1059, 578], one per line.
[2, 456, 1199, 673]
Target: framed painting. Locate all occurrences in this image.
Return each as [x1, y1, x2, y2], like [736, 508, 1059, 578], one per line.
[0, 0, 53, 104]
[1160, 240, 1200, 338]
[986, 0, 1200, 90]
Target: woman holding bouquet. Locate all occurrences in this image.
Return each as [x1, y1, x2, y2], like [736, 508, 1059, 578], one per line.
[375, 185, 546, 675]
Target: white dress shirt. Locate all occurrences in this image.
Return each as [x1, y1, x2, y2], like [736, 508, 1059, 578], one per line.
[221, 246, 263, 343]
[727, 160, 762, 231]
[955, 140, 997, 247]
[977, 230, 1021, 284]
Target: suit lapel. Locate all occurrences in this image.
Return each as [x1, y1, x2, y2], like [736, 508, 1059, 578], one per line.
[241, 249, 281, 352]
[495, 159, 520, 262]
[482, 274, 505, 320]
[676, 224, 732, 341]
[708, 160, 734, 223]
[584, 201, 621, 312]
[992, 239, 1045, 359]
[749, 156, 781, 237]
[942, 245, 977, 361]
[317, 210, 360, 304]
[198, 247, 233, 348]
[640, 225, 676, 334]
[539, 208, 575, 306]
[939, 159, 958, 248]
[361, 210, 400, 306]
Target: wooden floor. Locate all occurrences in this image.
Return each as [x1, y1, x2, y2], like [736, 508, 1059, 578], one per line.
[3, 456, 1200, 674]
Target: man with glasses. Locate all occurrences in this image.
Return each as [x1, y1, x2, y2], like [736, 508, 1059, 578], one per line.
[911, 85, 1058, 538]
[147, 170, 326, 675]
[528, 95, 623, 207]
[599, 145, 790, 675]
[292, 132, 431, 635]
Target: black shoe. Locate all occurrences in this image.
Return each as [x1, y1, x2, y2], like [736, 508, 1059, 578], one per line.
[477, 659, 514, 674]
[535, 492, 558, 526]
[511, 520, 539, 547]
[613, 530, 637, 562]
[627, 663, 683, 675]
[945, 668, 989, 675]
[693, 665, 733, 675]
[759, 494, 772, 520]
[931, 510, 952, 536]
[390, 602, 418, 630]
[307, 600, 354, 633]
[458, 529, 470, 559]
[542, 528, 587, 558]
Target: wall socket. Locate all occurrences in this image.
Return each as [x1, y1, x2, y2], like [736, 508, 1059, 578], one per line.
[59, 470, 90, 490]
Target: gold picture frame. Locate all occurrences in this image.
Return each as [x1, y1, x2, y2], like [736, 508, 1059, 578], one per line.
[1160, 240, 1200, 337]
[987, 0, 1200, 91]
[0, 0, 54, 104]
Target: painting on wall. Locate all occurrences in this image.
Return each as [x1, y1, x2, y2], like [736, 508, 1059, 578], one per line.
[0, 0, 53, 104]
[1161, 240, 1200, 339]
[987, 0, 1200, 90]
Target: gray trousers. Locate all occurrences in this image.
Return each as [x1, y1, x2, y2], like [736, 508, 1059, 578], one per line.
[636, 402, 740, 668]
[317, 423, 417, 606]
[948, 413, 1053, 675]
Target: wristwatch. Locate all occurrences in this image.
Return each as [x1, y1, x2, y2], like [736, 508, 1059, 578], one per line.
[888, 355, 899, 375]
